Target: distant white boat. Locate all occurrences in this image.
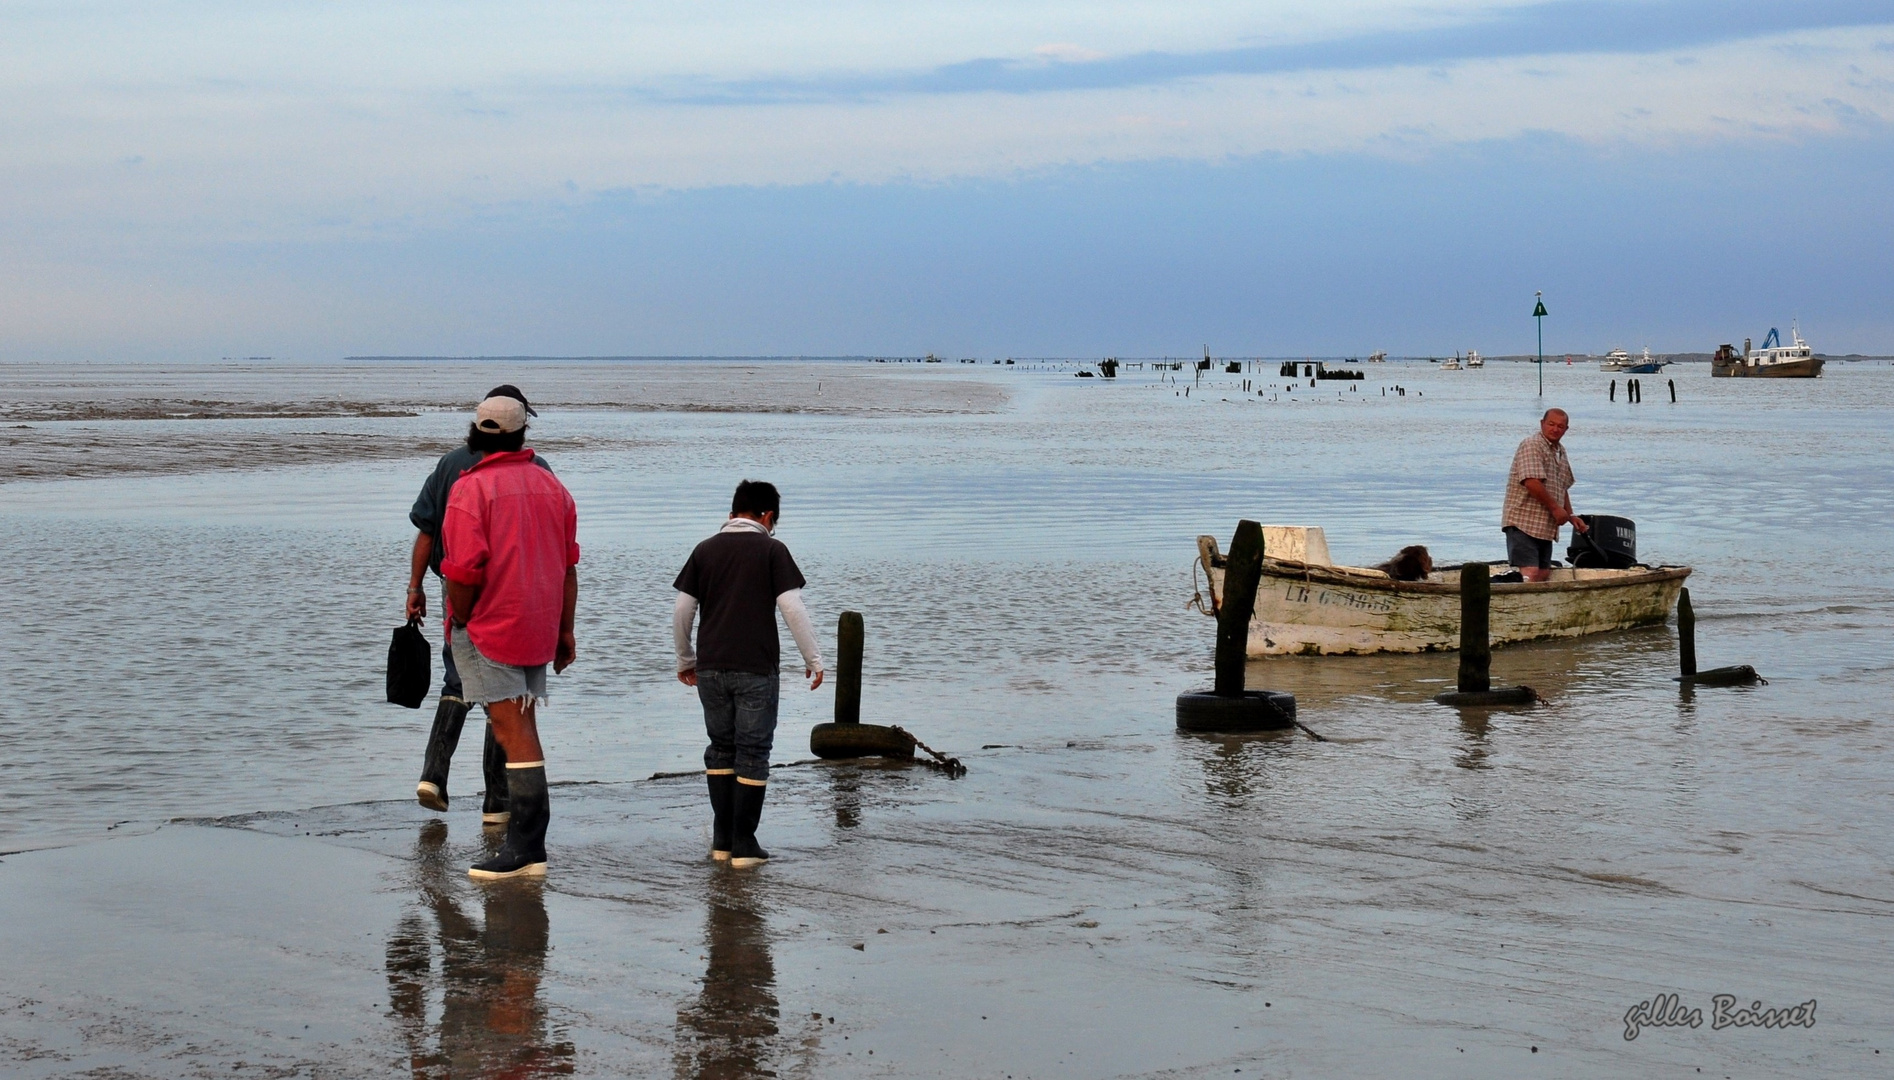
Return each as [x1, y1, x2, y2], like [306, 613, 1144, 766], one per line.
[1368, 350, 1387, 363]
[1599, 348, 1632, 372]
[1441, 354, 1463, 370]
[1466, 350, 1484, 368]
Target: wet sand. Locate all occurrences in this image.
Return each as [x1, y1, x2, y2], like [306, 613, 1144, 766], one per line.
[5, 724, 1885, 1078]
[0, 359, 1006, 482]
[3, 358, 1891, 1076]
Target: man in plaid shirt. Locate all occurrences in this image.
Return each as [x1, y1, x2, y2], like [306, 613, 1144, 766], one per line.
[1502, 408, 1590, 582]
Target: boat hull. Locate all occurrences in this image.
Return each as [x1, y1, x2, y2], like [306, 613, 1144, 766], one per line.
[1712, 357, 1823, 378]
[1199, 546, 1689, 656]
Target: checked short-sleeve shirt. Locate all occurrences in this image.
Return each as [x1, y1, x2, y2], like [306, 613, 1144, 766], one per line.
[1502, 433, 1575, 541]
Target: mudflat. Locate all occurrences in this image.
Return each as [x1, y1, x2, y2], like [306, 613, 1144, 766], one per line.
[3, 358, 1890, 1076]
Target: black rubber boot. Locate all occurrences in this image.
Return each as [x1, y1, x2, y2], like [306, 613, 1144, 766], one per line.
[416, 697, 471, 812]
[479, 724, 510, 825]
[729, 781, 769, 868]
[469, 764, 548, 880]
[706, 772, 736, 861]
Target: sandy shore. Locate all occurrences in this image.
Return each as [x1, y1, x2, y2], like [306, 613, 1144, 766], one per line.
[4, 744, 1881, 1078]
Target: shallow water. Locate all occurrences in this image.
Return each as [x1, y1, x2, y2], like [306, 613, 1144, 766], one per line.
[2, 357, 1891, 1075]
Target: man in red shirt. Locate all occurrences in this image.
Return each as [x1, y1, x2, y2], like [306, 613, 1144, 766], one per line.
[441, 395, 580, 880]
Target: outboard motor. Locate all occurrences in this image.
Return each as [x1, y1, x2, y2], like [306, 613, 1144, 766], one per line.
[1568, 514, 1637, 568]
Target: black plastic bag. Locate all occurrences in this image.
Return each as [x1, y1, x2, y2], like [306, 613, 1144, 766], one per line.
[387, 619, 432, 708]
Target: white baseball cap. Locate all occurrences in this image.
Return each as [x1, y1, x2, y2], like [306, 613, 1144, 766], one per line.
[474, 395, 528, 433]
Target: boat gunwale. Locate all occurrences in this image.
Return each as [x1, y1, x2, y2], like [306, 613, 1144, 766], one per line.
[1245, 557, 1691, 596]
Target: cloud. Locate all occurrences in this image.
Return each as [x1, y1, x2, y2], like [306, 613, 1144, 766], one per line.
[0, 3, 1890, 252]
[658, 0, 1894, 103]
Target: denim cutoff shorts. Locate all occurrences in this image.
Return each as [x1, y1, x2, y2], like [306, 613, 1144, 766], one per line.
[449, 629, 548, 707]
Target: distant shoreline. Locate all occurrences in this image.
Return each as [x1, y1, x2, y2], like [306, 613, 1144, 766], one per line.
[342, 353, 1894, 364]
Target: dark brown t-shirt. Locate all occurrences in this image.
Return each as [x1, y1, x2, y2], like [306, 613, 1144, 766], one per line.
[674, 530, 807, 674]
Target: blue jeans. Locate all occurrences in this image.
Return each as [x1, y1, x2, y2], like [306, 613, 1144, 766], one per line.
[696, 669, 779, 783]
[441, 635, 463, 700]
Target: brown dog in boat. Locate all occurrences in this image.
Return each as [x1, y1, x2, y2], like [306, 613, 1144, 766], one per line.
[1374, 545, 1434, 581]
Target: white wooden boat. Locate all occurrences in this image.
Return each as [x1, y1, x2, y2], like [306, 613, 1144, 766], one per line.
[1194, 526, 1690, 656]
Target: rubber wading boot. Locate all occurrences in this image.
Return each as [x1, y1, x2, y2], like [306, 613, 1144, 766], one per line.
[706, 771, 736, 861]
[469, 763, 548, 880]
[479, 724, 510, 825]
[416, 697, 471, 812]
[729, 780, 769, 868]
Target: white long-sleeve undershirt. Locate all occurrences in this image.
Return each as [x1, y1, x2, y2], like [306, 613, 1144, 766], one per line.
[673, 589, 825, 674]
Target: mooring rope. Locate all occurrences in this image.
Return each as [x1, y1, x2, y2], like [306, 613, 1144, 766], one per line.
[888, 725, 968, 777]
[1293, 720, 1329, 742]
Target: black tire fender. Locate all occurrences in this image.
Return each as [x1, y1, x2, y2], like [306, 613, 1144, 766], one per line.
[1175, 690, 1297, 732]
[1432, 686, 1540, 707]
[809, 722, 917, 759]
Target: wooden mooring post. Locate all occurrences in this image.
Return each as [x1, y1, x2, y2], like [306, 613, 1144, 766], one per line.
[1214, 520, 1266, 696]
[1434, 563, 1537, 707]
[1178, 519, 1296, 732]
[1673, 586, 1765, 686]
[1456, 562, 1492, 693]
[809, 611, 916, 759]
[1677, 588, 1697, 678]
[834, 610, 864, 724]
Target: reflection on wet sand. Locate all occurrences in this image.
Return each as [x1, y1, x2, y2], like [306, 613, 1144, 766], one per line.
[385, 821, 575, 1078]
[674, 876, 781, 1080]
[1455, 712, 1491, 771]
[828, 763, 862, 830]
[1184, 730, 1295, 801]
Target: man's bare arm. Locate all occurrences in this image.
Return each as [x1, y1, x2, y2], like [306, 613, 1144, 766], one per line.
[555, 566, 577, 673]
[406, 532, 433, 620]
[445, 578, 480, 627]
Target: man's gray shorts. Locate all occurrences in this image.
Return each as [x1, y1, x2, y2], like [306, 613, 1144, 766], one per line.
[449, 630, 548, 706]
[1504, 526, 1553, 570]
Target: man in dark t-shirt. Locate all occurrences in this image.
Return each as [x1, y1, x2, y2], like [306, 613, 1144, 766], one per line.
[404, 384, 553, 823]
[673, 480, 825, 868]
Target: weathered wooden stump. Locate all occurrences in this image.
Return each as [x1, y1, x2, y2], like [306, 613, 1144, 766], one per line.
[1178, 520, 1297, 732]
[1672, 588, 1764, 686]
[809, 611, 916, 759]
[1435, 562, 1538, 706]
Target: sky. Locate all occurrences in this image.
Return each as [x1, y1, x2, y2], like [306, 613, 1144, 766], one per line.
[2, 0, 1891, 359]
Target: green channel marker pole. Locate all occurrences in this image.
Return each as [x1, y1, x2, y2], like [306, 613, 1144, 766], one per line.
[1533, 291, 1547, 397]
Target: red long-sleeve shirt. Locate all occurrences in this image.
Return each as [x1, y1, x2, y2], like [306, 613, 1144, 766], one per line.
[440, 449, 580, 667]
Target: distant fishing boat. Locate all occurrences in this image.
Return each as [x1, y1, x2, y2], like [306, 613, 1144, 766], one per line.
[1368, 350, 1388, 363]
[1440, 355, 1462, 370]
[1193, 526, 1689, 656]
[1624, 348, 1667, 375]
[1713, 324, 1823, 378]
[1599, 348, 1632, 372]
[1466, 350, 1484, 368]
